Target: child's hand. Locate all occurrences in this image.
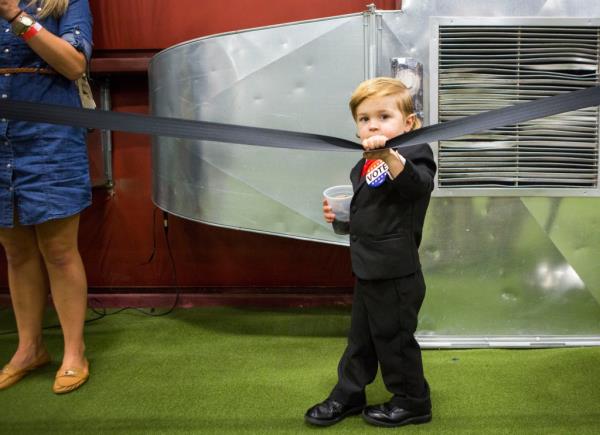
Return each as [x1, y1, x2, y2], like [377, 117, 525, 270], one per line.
[362, 135, 394, 160]
[362, 134, 389, 151]
[323, 199, 335, 223]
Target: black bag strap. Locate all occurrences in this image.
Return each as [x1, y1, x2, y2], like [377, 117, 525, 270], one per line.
[1, 86, 599, 151]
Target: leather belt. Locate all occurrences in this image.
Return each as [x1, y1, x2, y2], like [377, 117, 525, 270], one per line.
[0, 67, 55, 75]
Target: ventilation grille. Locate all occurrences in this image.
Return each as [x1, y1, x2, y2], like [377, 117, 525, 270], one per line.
[437, 26, 599, 188]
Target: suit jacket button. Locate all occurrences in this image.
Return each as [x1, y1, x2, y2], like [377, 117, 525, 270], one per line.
[351, 235, 358, 241]
[351, 206, 357, 213]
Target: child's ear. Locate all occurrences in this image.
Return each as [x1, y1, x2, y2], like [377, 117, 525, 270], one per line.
[404, 114, 416, 132]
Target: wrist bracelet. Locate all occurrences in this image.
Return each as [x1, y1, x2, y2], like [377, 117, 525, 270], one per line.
[22, 22, 42, 41]
[7, 9, 22, 23]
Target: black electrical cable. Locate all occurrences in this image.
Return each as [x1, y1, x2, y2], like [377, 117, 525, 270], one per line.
[142, 206, 160, 265]
[88, 207, 181, 318]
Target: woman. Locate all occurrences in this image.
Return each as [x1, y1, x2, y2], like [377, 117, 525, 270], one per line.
[0, 0, 93, 394]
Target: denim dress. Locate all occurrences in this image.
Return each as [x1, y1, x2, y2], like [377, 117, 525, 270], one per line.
[0, 0, 93, 227]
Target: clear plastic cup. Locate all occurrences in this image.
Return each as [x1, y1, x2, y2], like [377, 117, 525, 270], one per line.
[323, 185, 353, 235]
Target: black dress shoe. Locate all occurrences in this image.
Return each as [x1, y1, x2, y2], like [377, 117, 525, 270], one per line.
[305, 399, 364, 426]
[362, 402, 432, 427]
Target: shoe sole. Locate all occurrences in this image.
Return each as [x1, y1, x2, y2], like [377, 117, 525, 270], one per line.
[362, 411, 432, 428]
[304, 406, 364, 427]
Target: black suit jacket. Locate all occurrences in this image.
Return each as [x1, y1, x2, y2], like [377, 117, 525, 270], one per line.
[348, 143, 436, 280]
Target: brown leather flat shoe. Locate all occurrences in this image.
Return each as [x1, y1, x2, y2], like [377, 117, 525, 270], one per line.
[0, 350, 52, 390]
[53, 360, 89, 394]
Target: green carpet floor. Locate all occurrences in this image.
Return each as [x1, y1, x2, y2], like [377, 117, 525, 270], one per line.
[0, 307, 599, 434]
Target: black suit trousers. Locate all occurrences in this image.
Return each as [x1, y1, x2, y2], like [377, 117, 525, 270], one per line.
[329, 270, 431, 413]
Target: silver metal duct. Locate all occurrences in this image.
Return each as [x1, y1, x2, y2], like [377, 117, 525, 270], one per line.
[149, 0, 600, 347]
[150, 13, 365, 245]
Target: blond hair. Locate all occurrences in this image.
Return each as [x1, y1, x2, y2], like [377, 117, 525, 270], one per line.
[349, 77, 421, 130]
[28, 0, 69, 19]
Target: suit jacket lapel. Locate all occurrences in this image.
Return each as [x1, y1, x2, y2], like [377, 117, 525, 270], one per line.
[350, 159, 367, 196]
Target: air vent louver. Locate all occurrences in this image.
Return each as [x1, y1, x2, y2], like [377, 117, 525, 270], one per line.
[437, 26, 599, 188]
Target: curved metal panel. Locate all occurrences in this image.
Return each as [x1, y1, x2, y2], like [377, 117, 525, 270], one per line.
[150, 14, 368, 244]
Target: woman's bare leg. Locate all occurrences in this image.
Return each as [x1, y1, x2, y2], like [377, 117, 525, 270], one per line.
[0, 224, 49, 368]
[35, 214, 87, 370]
